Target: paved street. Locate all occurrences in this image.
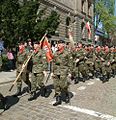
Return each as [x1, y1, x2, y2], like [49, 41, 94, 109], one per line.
[0, 71, 116, 120]
[0, 71, 16, 84]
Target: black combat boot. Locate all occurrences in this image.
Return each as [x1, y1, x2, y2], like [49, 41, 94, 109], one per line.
[74, 77, 79, 84]
[102, 75, 107, 83]
[65, 92, 70, 103]
[28, 91, 36, 101]
[112, 70, 115, 78]
[95, 70, 100, 78]
[13, 87, 21, 97]
[82, 75, 88, 82]
[41, 87, 49, 97]
[90, 71, 95, 79]
[53, 96, 61, 106]
[106, 72, 110, 81]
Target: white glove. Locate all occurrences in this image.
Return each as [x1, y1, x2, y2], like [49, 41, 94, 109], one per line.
[75, 59, 79, 63]
[43, 71, 47, 76]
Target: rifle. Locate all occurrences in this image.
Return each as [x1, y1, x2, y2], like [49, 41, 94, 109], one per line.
[9, 32, 48, 92]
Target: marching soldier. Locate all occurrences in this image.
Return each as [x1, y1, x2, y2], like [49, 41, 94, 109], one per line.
[28, 42, 48, 101]
[75, 43, 88, 82]
[85, 44, 95, 78]
[101, 46, 111, 82]
[94, 46, 103, 78]
[13, 41, 31, 97]
[52, 42, 71, 106]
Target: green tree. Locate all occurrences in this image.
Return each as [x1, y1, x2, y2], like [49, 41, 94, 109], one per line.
[0, 0, 60, 46]
[0, 0, 19, 46]
[95, 0, 116, 37]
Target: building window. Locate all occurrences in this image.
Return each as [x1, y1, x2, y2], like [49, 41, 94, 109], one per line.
[81, 18, 86, 40]
[81, 0, 85, 12]
[88, 2, 91, 16]
[65, 16, 71, 38]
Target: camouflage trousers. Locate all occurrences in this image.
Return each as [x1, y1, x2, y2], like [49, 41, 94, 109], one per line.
[31, 72, 45, 92]
[111, 63, 116, 71]
[85, 61, 94, 74]
[102, 63, 111, 75]
[78, 63, 87, 77]
[16, 71, 30, 89]
[53, 74, 70, 96]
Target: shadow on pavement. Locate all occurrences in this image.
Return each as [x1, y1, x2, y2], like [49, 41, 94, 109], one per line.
[0, 95, 19, 115]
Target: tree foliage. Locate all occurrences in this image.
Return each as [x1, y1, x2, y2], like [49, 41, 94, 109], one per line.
[95, 0, 116, 35]
[0, 0, 60, 46]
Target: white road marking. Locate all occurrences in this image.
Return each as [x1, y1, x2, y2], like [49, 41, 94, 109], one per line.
[61, 105, 116, 120]
[87, 81, 95, 86]
[77, 86, 86, 90]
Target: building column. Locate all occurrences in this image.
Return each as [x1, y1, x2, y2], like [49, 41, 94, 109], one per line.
[73, 16, 82, 42]
[85, 0, 88, 15]
[90, 4, 94, 18]
[76, 0, 82, 12]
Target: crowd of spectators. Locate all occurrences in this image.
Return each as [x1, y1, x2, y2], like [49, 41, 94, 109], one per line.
[0, 38, 16, 72]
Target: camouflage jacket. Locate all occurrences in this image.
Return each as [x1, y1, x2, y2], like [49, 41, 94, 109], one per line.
[16, 50, 28, 72]
[52, 48, 71, 75]
[32, 49, 47, 73]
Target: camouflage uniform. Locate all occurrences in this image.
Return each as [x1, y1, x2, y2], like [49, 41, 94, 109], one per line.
[76, 48, 88, 82]
[101, 50, 111, 81]
[85, 49, 95, 78]
[28, 49, 48, 101]
[94, 50, 104, 77]
[14, 49, 31, 96]
[52, 48, 71, 106]
[71, 49, 80, 84]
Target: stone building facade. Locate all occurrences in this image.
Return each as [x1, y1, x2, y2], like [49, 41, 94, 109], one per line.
[39, 0, 94, 43]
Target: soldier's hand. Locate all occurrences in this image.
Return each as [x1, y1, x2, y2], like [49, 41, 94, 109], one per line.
[107, 62, 110, 66]
[51, 72, 54, 77]
[30, 49, 33, 52]
[75, 58, 79, 63]
[22, 64, 25, 69]
[101, 58, 104, 61]
[112, 59, 114, 62]
[43, 71, 47, 76]
[68, 73, 72, 78]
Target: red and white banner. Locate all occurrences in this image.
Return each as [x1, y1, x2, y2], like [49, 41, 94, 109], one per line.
[43, 37, 54, 63]
[86, 21, 91, 39]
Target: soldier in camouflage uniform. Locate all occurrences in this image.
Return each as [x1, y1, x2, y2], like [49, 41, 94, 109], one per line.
[101, 46, 111, 82]
[71, 46, 80, 84]
[85, 45, 95, 78]
[28, 42, 48, 101]
[13, 42, 31, 97]
[75, 43, 88, 82]
[52, 43, 71, 106]
[94, 46, 104, 78]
